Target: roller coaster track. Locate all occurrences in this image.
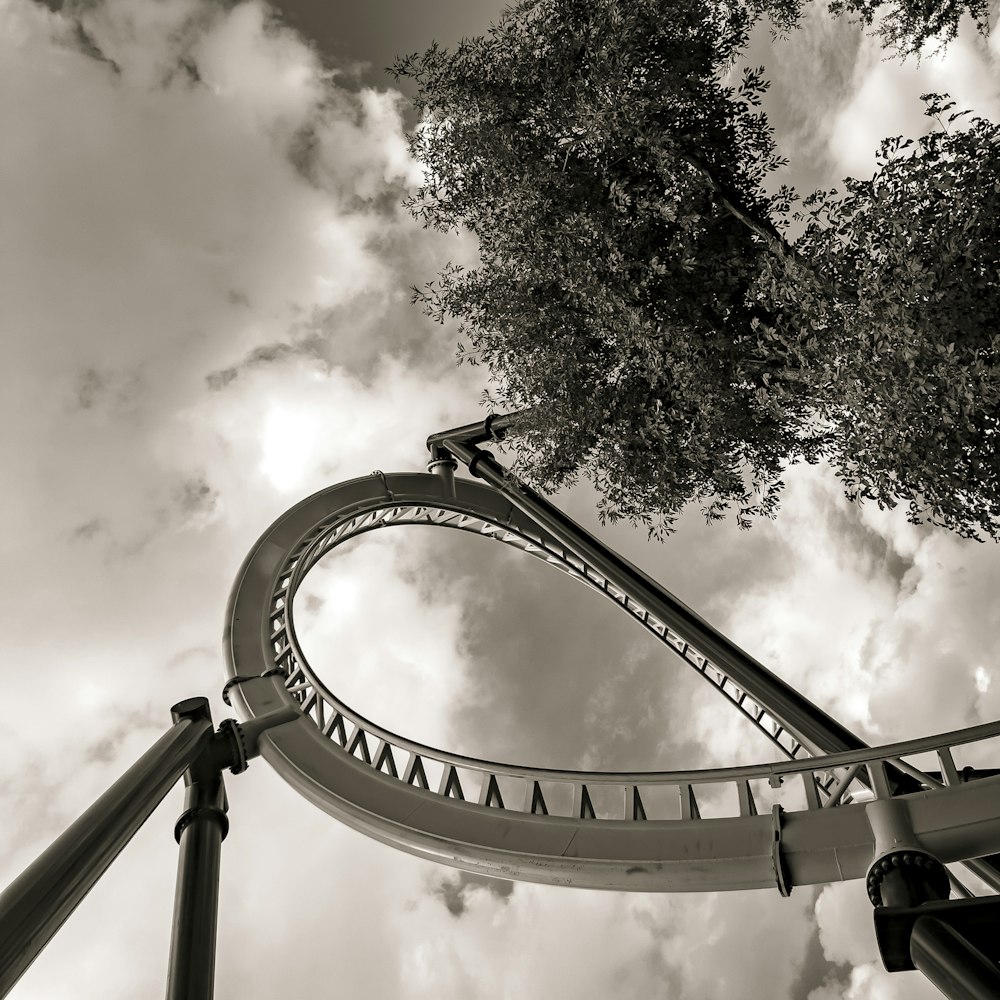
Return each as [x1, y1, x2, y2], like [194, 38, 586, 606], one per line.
[224, 471, 1000, 894]
[6, 446, 1000, 1000]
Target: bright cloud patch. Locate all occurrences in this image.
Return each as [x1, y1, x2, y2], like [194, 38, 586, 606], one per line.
[258, 402, 318, 491]
[0, 1, 484, 995]
[293, 527, 471, 749]
[826, 24, 999, 177]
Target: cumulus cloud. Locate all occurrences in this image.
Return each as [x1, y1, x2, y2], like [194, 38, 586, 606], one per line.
[814, 880, 881, 967]
[0, 3, 484, 995]
[826, 22, 999, 177]
[4, 1, 999, 999]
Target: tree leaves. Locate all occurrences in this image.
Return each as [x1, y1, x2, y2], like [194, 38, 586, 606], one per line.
[396, 2, 1000, 541]
[763, 101, 1000, 539]
[826, 0, 989, 57]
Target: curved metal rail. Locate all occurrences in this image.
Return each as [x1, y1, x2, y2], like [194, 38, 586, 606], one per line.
[238, 473, 812, 761]
[224, 473, 1000, 892]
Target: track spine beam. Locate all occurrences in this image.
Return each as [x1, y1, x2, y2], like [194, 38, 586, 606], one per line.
[440, 437, 863, 759]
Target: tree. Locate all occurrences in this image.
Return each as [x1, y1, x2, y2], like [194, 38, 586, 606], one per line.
[825, 0, 990, 58]
[395, 0, 1000, 539]
[758, 96, 1000, 539]
[737, 0, 990, 56]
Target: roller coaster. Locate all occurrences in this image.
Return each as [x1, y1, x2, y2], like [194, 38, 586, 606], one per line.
[3, 414, 1000, 999]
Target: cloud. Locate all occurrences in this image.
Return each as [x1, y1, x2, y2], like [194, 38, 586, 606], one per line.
[72, 516, 107, 540]
[172, 474, 220, 524]
[825, 21, 999, 178]
[814, 880, 880, 967]
[649, 457, 1000, 775]
[73, 366, 134, 410]
[636, 889, 820, 999]
[862, 527, 1000, 742]
[303, 86, 425, 200]
[394, 886, 687, 1000]
[808, 964, 941, 1000]
[4, 2, 998, 999]
[430, 871, 515, 917]
[0, 0, 483, 632]
[742, 6, 999, 194]
[205, 334, 327, 389]
[431, 520, 710, 773]
[292, 526, 472, 751]
[826, 50, 929, 178]
[0, 0, 481, 914]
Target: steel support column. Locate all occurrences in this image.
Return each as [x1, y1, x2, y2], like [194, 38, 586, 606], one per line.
[0, 708, 214, 998]
[165, 699, 228, 1000]
[910, 915, 1000, 1000]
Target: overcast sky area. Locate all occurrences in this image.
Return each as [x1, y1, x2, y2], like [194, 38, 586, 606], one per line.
[3, 0, 1000, 997]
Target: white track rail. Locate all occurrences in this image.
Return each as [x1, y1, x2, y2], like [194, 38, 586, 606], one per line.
[224, 473, 1000, 892]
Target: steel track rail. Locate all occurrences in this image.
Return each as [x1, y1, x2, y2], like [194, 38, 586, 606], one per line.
[224, 473, 1000, 893]
[244, 472, 823, 764]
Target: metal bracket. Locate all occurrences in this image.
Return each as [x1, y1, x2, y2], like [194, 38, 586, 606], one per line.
[425, 410, 524, 456]
[426, 454, 458, 497]
[468, 449, 495, 479]
[222, 669, 285, 707]
[215, 719, 249, 775]
[221, 675, 254, 707]
[772, 805, 792, 897]
[370, 470, 394, 501]
[483, 413, 502, 441]
[174, 805, 229, 844]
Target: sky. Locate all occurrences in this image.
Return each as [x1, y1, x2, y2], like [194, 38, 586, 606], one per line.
[2, 0, 1000, 998]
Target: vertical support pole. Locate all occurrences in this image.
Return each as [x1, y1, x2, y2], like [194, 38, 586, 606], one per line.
[0, 709, 214, 999]
[427, 447, 457, 498]
[165, 699, 228, 1000]
[910, 915, 1000, 1000]
[865, 799, 951, 908]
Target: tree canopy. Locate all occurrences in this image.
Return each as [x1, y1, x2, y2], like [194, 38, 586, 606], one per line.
[765, 96, 1000, 538]
[395, 0, 1000, 539]
[825, 0, 990, 58]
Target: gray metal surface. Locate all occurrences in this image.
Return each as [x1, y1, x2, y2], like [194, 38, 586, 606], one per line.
[229, 472, 833, 764]
[224, 472, 1000, 893]
[166, 700, 228, 1000]
[910, 915, 1000, 1000]
[0, 711, 214, 998]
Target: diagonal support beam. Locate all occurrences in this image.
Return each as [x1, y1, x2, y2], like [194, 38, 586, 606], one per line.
[437, 434, 864, 759]
[0, 708, 215, 998]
